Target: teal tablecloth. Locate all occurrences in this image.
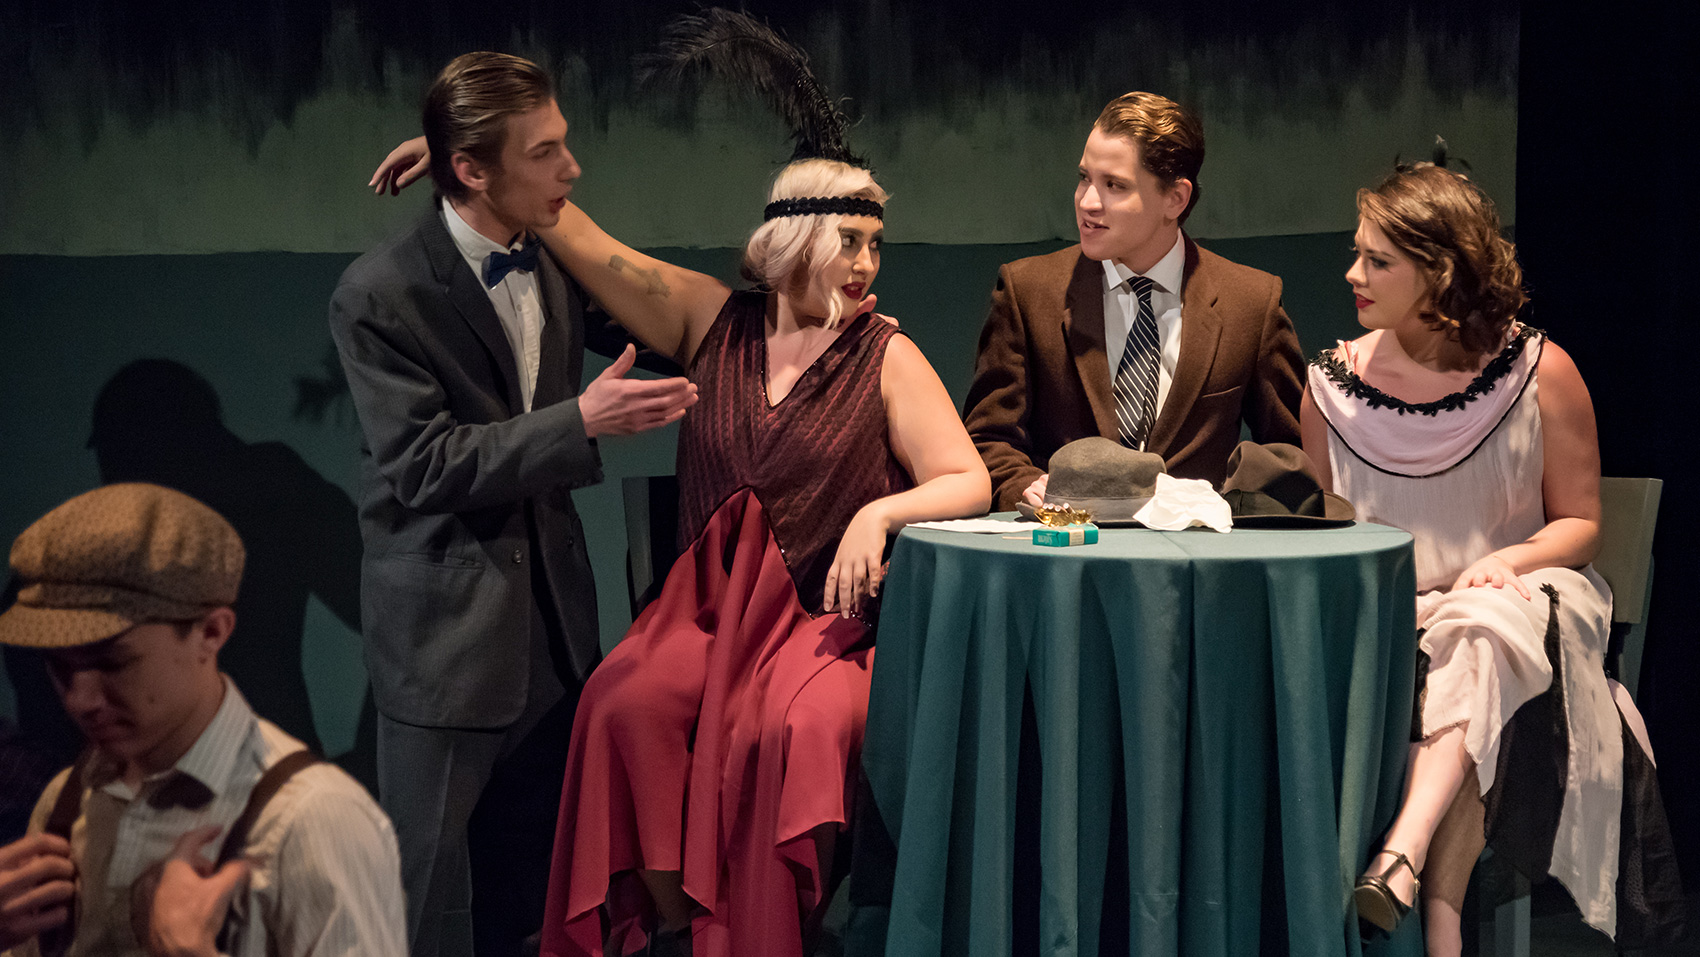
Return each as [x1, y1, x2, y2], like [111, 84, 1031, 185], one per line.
[852, 519, 1423, 957]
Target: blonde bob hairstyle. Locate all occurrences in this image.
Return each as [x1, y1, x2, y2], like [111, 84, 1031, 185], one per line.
[741, 159, 887, 328]
[1357, 164, 1527, 356]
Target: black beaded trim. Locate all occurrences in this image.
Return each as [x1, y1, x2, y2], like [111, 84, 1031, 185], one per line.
[1311, 325, 1541, 417]
[762, 196, 884, 221]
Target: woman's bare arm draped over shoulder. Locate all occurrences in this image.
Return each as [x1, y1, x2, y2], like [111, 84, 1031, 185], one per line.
[822, 335, 992, 615]
[367, 135, 730, 367]
[539, 203, 732, 368]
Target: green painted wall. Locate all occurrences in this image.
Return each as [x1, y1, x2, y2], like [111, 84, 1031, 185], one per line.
[2, 81, 1513, 256]
[1, 3, 1516, 255]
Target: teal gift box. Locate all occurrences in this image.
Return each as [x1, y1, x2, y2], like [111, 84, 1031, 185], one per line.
[1033, 523, 1100, 547]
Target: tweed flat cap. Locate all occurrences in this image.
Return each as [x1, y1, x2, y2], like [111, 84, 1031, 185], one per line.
[0, 483, 245, 649]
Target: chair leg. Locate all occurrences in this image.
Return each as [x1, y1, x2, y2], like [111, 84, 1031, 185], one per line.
[1485, 870, 1530, 957]
[1621, 559, 1654, 700]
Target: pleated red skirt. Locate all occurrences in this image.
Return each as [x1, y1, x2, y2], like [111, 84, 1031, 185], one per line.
[540, 489, 873, 957]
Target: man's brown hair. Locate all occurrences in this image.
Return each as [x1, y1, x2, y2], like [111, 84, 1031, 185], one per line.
[423, 52, 555, 201]
[1093, 92, 1206, 224]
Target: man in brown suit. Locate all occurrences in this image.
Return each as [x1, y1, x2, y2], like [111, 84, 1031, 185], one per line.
[963, 92, 1303, 510]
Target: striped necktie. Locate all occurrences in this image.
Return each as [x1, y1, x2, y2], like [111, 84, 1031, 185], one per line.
[1112, 275, 1160, 450]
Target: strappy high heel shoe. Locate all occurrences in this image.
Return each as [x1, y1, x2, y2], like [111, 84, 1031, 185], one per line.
[1354, 849, 1420, 932]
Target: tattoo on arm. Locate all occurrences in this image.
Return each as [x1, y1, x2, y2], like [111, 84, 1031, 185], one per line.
[608, 255, 671, 298]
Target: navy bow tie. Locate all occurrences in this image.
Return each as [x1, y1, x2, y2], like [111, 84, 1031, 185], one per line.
[482, 236, 542, 288]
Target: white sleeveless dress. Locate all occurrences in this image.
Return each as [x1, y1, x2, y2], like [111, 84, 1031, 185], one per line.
[1306, 326, 1672, 941]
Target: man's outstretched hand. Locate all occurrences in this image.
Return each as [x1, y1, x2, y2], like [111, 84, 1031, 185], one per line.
[579, 345, 699, 438]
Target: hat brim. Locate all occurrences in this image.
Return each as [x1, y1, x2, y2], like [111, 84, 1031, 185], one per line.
[0, 603, 137, 649]
[1016, 500, 1152, 528]
[1229, 492, 1357, 529]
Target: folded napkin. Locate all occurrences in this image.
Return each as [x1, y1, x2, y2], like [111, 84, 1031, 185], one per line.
[1132, 473, 1233, 532]
[908, 518, 1028, 533]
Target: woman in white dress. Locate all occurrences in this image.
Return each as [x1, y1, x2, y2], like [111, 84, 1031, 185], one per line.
[1300, 163, 1679, 955]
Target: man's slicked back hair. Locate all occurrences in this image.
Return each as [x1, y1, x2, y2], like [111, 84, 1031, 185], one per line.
[423, 52, 555, 201]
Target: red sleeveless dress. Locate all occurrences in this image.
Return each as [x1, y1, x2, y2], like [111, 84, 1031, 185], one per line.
[541, 291, 912, 957]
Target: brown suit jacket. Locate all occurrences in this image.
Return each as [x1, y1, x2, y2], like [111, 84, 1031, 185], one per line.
[963, 237, 1304, 510]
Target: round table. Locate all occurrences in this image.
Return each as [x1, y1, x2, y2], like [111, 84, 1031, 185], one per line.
[848, 519, 1423, 957]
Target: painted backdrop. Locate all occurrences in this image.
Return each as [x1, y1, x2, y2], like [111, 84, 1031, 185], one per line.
[1, 0, 1517, 786]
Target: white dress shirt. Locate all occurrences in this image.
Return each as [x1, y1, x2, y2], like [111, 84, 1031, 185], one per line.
[14, 680, 406, 957]
[442, 199, 546, 412]
[1101, 233, 1186, 446]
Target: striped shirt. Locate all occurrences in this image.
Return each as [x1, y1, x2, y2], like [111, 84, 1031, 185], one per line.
[9, 680, 406, 957]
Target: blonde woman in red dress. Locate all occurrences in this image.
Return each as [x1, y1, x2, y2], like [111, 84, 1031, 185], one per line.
[532, 157, 988, 957]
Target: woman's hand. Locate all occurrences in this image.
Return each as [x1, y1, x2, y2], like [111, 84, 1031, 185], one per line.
[1451, 553, 1531, 600]
[823, 502, 891, 618]
[370, 136, 430, 195]
[851, 294, 879, 322]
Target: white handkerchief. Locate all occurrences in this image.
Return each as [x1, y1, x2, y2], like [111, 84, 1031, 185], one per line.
[1133, 473, 1233, 532]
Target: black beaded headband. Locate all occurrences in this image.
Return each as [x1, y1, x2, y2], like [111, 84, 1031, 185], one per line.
[762, 196, 884, 221]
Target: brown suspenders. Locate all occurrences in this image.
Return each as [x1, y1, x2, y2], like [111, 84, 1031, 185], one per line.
[213, 751, 321, 867]
[37, 750, 96, 957]
[35, 748, 322, 957]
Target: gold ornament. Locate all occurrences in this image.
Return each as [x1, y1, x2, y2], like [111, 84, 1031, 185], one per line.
[1033, 503, 1093, 527]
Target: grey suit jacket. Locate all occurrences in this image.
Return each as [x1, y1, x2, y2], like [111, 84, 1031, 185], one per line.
[329, 207, 602, 729]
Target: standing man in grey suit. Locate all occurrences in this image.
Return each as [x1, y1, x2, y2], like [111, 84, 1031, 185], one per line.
[328, 52, 697, 957]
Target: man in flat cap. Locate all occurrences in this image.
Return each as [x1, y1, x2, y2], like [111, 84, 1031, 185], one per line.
[0, 483, 406, 957]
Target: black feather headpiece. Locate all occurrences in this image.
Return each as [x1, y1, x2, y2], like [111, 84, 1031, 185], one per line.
[639, 8, 867, 169]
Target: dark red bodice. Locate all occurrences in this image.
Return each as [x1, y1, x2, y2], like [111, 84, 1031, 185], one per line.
[675, 291, 912, 614]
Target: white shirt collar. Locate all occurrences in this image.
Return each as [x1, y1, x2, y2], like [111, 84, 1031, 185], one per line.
[441, 199, 527, 281]
[1101, 232, 1186, 298]
[91, 676, 258, 801]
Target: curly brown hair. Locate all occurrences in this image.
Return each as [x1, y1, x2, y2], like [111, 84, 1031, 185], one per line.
[1356, 164, 1526, 356]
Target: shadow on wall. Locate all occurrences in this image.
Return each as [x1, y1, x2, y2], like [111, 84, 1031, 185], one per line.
[0, 231, 1459, 809]
[1, 359, 378, 792]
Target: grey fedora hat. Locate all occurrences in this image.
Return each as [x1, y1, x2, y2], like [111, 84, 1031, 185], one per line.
[1017, 437, 1167, 527]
